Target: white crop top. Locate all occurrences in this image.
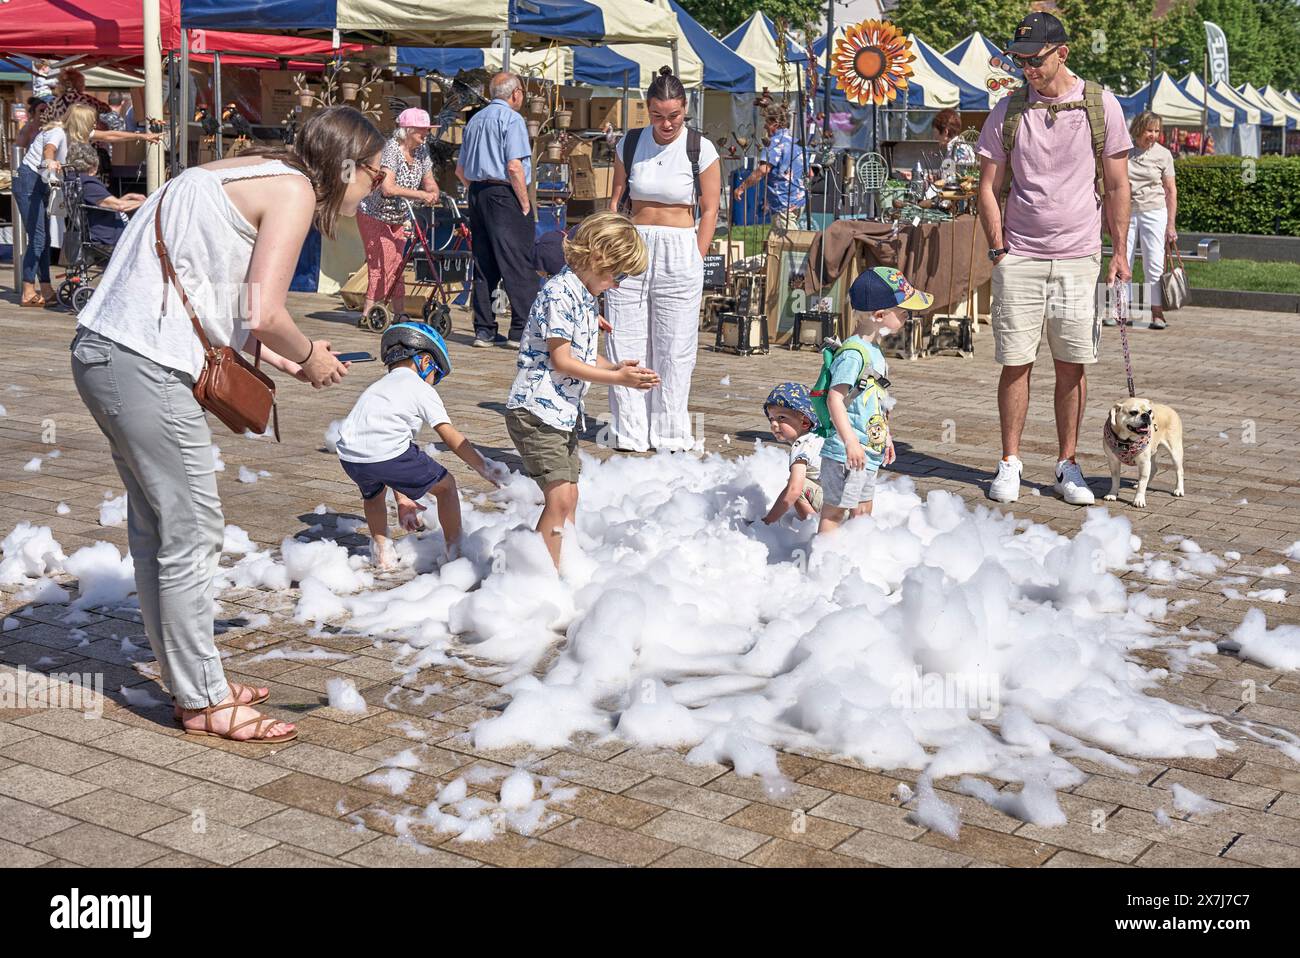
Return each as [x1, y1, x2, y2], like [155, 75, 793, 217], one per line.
[621, 126, 719, 206]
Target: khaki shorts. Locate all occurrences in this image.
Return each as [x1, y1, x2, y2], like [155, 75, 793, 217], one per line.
[991, 252, 1103, 366]
[505, 407, 580, 487]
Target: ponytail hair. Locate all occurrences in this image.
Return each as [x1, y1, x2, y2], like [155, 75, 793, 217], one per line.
[646, 65, 687, 106]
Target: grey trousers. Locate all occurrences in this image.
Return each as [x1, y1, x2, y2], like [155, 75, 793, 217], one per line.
[71, 327, 230, 710]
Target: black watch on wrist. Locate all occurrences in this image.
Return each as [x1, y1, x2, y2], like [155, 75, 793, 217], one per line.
[988, 247, 1010, 262]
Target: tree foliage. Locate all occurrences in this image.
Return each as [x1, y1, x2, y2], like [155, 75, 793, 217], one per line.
[676, 0, 826, 37]
[886, 0, 1030, 52]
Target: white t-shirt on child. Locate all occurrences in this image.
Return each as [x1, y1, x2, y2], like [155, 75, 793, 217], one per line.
[791, 433, 823, 482]
[335, 366, 450, 463]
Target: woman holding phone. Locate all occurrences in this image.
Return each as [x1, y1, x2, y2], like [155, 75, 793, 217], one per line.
[71, 106, 386, 743]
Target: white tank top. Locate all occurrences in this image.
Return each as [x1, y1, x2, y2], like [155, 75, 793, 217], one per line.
[77, 159, 308, 380]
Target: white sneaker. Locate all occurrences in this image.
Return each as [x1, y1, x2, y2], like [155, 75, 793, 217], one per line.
[1054, 459, 1096, 505]
[989, 456, 1023, 502]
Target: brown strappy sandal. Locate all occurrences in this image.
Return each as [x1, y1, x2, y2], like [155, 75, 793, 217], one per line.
[181, 702, 297, 744]
[172, 682, 269, 721]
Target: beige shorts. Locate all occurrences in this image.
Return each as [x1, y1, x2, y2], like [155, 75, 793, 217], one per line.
[991, 252, 1103, 366]
[505, 407, 580, 487]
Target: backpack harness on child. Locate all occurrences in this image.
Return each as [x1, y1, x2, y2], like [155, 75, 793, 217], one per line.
[809, 340, 890, 441]
[619, 126, 703, 217]
[998, 79, 1107, 209]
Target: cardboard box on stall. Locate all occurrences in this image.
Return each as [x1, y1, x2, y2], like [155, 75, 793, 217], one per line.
[259, 71, 300, 124]
[589, 97, 647, 130]
[560, 85, 591, 129]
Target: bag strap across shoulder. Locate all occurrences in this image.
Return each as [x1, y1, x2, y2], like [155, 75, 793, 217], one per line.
[153, 180, 261, 369]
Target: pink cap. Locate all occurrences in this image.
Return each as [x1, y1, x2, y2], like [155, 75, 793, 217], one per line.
[397, 107, 431, 129]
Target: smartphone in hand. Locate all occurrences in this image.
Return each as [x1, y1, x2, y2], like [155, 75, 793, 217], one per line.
[334, 352, 376, 363]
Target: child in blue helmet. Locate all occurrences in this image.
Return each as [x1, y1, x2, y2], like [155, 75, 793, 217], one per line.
[336, 322, 503, 568]
[761, 382, 824, 525]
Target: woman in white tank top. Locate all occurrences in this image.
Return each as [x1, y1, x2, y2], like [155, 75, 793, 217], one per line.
[605, 68, 721, 452]
[70, 107, 385, 744]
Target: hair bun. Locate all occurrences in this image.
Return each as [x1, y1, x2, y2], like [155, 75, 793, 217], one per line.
[658, 66, 674, 77]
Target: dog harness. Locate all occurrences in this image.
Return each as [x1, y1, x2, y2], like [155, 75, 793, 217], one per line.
[1103, 420, 1152, 467]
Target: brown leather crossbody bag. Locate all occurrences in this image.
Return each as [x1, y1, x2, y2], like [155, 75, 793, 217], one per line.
[153, 181, 280, 440]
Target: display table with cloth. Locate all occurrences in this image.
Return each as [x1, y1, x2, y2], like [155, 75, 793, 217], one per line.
[801, 214, 991, 314]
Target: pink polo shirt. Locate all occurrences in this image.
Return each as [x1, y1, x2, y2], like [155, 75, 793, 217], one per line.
[977, 75, 1132, 259]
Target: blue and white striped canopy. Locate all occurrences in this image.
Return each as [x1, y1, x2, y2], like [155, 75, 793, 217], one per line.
[181, 0, 678, 47]
[1115, 73, 1233, 128]
[1175, 73, 1255, 125]
[395, 1, 754, 93]
[570, 0, 753, 92]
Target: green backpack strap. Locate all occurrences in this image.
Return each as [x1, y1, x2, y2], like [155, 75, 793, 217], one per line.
[1082, 80, 1107, 207]
[997, 85, 1031, 207]
[809, 340, 890, 439]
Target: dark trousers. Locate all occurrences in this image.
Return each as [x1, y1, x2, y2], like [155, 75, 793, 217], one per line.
[468, 182, 538, 339]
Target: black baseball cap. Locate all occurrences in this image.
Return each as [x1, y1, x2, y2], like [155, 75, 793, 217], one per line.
[1007, 12, 1069, 55]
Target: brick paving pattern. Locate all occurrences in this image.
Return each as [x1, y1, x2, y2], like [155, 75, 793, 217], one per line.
[2, 293, 1299, 867]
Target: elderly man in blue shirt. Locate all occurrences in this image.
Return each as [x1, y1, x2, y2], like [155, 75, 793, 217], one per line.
[733, 105, 807, 234]
[456, 72, 537, 347]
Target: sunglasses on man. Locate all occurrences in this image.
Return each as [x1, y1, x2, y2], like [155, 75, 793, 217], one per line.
[1008, 45, 1063, 68]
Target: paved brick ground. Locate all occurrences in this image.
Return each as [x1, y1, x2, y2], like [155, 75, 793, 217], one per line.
[3, 291, 1299, 868]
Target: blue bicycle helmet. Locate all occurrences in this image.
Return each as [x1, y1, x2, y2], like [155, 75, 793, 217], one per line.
[380, 322, 452, 384]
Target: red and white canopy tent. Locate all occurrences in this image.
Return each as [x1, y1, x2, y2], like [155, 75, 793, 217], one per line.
[0, 0, 354, 65]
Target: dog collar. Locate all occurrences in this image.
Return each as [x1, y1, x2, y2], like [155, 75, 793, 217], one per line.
[1103, 420, 1152, 467]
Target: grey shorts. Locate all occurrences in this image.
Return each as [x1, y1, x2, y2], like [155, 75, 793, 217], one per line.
[819, 457, 877, 509]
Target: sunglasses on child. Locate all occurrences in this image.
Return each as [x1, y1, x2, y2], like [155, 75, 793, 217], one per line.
[1007, 45, 1062, 68]
[612, 272, 628, 284]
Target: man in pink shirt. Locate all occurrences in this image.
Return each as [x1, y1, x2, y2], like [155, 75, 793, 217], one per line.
[976, 12, 1133, 506]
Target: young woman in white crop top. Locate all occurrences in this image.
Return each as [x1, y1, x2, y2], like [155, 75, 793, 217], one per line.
[70, 107, 385, 744]
[605, 67, 721, 452]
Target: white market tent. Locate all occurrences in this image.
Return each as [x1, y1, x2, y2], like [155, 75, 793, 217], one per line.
[1116, 72, 1233, 127]
[1177, 72, 1260, 157]
[944, 31, 1021, 105]
[1236, 83, 1297, 129]
[1258, 85, 1300, 128]
[720, 12, 808, 94]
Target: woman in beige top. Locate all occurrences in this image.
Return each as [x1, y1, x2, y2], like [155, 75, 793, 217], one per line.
[1125, 112, 1178, 329]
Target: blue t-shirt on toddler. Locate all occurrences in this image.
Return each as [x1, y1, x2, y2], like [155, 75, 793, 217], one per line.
[819, 335, 891, 468]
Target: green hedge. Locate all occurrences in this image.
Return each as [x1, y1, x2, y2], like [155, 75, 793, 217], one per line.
[1173, 155, 1300, 237]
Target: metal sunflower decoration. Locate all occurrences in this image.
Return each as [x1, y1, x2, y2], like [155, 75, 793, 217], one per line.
[830, 19, 914, 106]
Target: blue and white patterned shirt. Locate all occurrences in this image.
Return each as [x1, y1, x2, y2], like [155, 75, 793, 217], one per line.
[761, 127, 807, 213]
[507, 268, 598, 431]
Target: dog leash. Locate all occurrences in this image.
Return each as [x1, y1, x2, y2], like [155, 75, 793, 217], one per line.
[1112, 280, 1137, 398]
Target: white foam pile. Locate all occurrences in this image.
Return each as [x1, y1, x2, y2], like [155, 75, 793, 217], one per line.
[6, 446, 1300, 836]
[275, 446, 1251, 826]
[99, 493, 128, 527]
[356, 767, 578, 844]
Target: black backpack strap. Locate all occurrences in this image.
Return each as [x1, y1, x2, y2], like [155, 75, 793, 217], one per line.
[687, 127, 701, 213]
[620, 127, 643, 214]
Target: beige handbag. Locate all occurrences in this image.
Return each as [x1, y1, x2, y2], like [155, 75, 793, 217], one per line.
[1160, 240, 1189, 311]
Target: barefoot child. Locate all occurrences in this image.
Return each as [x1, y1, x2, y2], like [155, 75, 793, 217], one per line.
[336, 322, 501, 567]
[816, 267, 931, 534]
[761, 382, 824, 524]
[505, 211, 659, 566]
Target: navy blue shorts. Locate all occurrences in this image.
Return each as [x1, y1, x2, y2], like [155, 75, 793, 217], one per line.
[339, 443, 448, 501]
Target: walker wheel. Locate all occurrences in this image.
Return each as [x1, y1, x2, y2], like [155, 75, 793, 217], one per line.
[71, 284, 95, 314]
[57, 281, 76, 309]
[365, 304, 392, 333]
[423, 301, 451, 337]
